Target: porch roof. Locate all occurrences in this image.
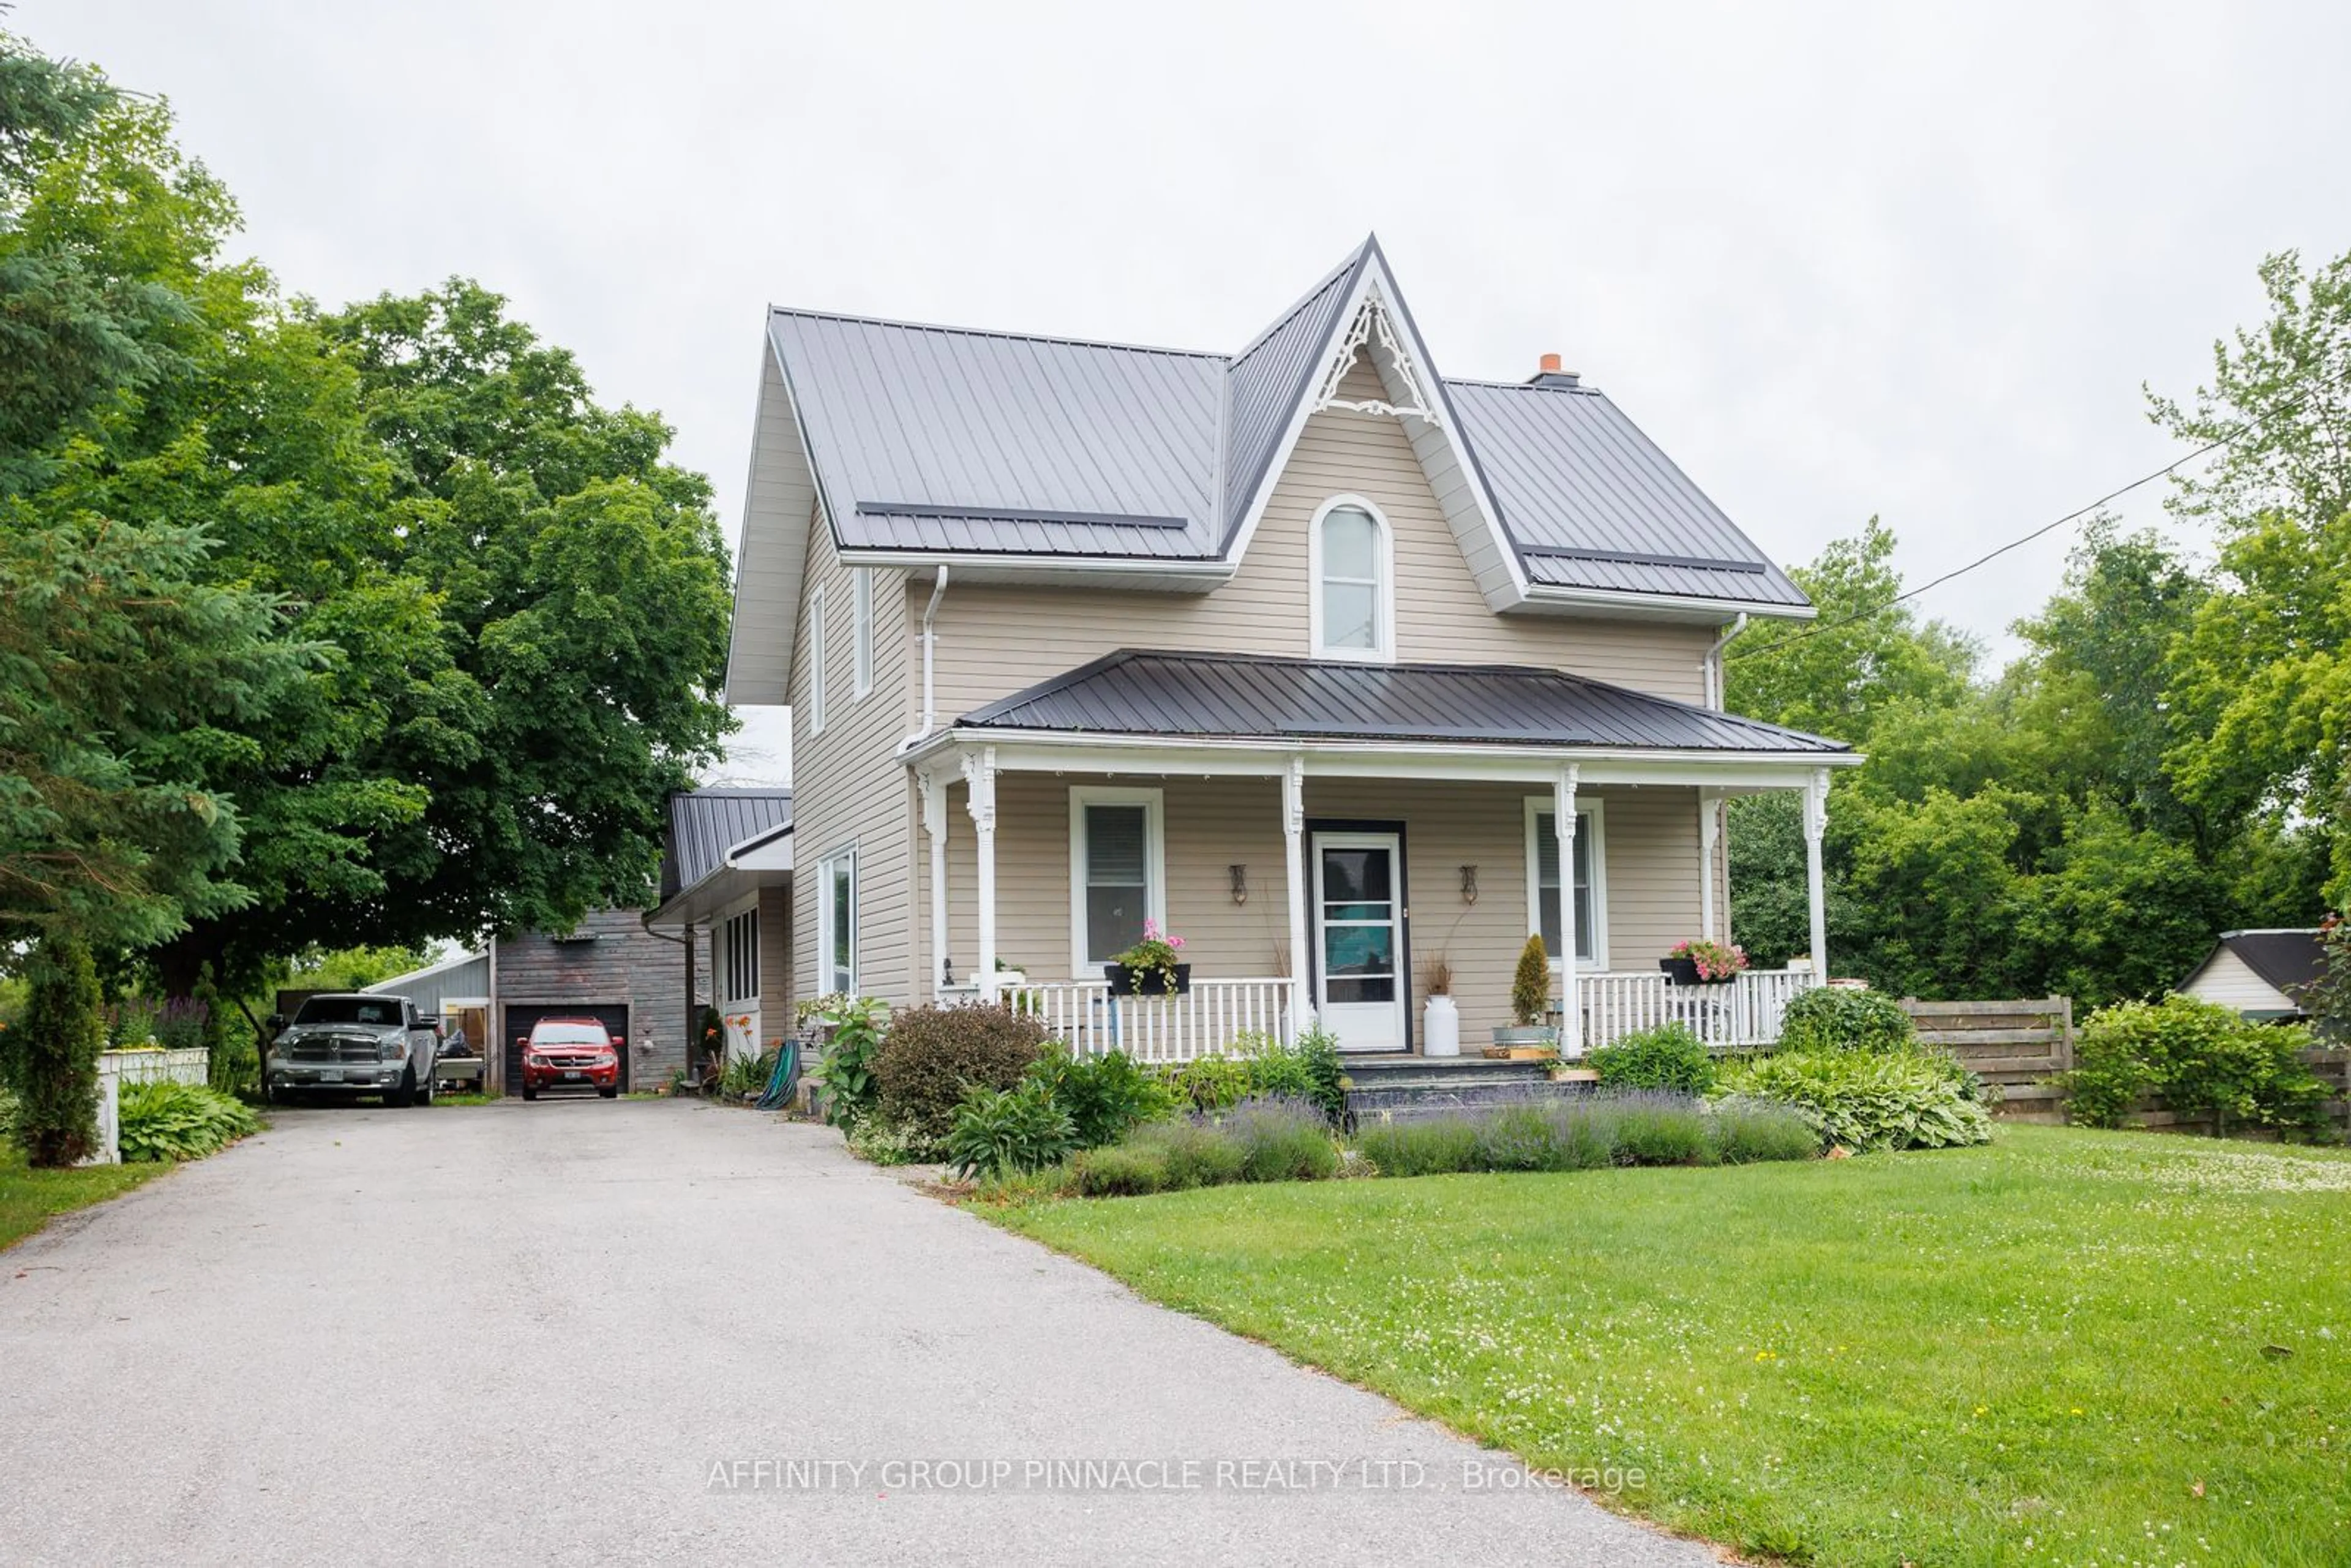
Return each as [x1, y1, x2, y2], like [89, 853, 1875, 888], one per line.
[951, 650, 1851, 755]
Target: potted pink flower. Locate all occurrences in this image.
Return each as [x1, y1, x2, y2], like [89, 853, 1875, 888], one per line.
[1661, 938, 1747, 986]
[1106, 918, 1191, 995]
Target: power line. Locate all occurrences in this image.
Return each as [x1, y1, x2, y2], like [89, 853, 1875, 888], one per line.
[1727, 367, 2351, 665]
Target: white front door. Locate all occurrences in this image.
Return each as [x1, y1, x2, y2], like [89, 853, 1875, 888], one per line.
[1312, 832, 1407, 1052]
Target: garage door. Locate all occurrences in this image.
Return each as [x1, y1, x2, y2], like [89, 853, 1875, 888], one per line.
[503, 1004, 631, 1095]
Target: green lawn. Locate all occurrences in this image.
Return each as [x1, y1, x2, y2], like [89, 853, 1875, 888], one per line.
[989, 1126, 2351, 1566]
[1, 1142, 163, 1251]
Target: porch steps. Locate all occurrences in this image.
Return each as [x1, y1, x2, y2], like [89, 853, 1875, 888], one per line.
[1340, 1057, 1594, 1125]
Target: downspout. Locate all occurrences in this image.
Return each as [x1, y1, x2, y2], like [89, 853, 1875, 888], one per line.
[913, 565, 950, 743]
[640, 909, 694, 1084]
[1702, 612, 1749, 711]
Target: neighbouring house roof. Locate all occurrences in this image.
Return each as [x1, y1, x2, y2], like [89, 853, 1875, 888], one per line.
[2184, 928, 2327, 1008]
[363, 949, 490, 1012]
[952, 650, 1851, 754]
[661, 788, 795, 901]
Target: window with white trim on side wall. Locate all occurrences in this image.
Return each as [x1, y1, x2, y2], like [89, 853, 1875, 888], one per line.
[807, 583, 828, 735]
[1068, 786, 1165, 975]
[819, 846, 857, 996]
[1524, 797, 1608, 969]
[852, 568, 874, 699]
[1308, 494, 1393, 661]
[721, 907, 760, 1003]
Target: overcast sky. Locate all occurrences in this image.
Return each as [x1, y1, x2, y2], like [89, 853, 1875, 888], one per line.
[32, 2, 2351, 785]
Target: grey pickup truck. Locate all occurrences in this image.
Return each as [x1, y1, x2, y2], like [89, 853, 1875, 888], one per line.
[264, 993, 440, 1107]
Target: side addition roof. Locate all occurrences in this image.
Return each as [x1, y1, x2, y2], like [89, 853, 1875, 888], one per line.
[661, 787, 795, 901]
[955, 650, 1851, 754]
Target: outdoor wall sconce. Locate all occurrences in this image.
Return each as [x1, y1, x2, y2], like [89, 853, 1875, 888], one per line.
[1460, 865, 1479, 904]
[1230, 864, 1249, 905]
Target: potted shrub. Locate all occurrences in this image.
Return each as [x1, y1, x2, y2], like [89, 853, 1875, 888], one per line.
[1106, 919, 1190, 996]
[1489, 933, 1558, 1053]
[1422, 957, 1460, 1057]
[1660, 937, 1747, 986]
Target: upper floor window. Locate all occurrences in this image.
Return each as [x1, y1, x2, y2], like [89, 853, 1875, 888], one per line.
[1310, 496, 1392, 661]
[807, 584, 828, 734]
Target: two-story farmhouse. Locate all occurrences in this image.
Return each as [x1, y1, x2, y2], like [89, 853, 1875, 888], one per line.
[720, 236, 1858, 1061]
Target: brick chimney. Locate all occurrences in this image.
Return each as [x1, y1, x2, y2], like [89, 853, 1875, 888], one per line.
[1528, 353, 1581, 390]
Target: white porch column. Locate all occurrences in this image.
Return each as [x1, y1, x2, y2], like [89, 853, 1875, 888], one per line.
[1283, 756, 1308, 1040]
[1802, 768, 1829, 980]
[1554, 763, 1580, 1059]
[962, 748, 998, 1000]
[921, 771, 949, 997]
[1698, 789, 1722, 942]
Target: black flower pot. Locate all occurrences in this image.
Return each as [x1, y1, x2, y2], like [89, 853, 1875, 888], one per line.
[1659, 956, 1734, 987]
[1104, 962, 1191, 996]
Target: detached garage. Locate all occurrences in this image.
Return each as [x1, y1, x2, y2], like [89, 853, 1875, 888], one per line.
[2177, 928, 2323, 1022]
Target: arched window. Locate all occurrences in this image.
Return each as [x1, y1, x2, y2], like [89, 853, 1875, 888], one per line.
[1311, 497, 1392, 661]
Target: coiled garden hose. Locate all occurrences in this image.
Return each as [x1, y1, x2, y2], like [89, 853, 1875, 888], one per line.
[756, 1038, 801, 1111]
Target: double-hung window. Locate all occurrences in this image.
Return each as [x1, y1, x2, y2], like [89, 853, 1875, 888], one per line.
[851, 568, 874, 699]
[1524, 799, 1607, 967]
[819, 847, 857, 995]
[1068, 787, 1164, 973]
[807, 585, 828, 734]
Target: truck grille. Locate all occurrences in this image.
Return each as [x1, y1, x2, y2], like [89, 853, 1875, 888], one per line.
[287, 1037, 381, 1064]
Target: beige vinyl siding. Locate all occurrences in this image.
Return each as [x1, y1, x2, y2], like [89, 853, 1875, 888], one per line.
[2180, 948, 2297, 1015]
[927, 358, 1719, 718]
[790, 500, 917, 1004]
[758, 885, 795, 1035]
[929, 772, 1706, 1043]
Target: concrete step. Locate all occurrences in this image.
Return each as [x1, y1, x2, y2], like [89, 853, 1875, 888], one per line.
[1344, 1076, 1596, 1123]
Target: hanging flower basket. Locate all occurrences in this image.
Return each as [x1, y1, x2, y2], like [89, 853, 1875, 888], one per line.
[1660, 938, 1747, 986]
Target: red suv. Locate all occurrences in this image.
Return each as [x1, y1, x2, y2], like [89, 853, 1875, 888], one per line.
[517, 1018, 623, 1100]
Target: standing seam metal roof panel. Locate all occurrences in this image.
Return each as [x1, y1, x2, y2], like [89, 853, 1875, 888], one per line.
[957, 650, 1849, 753]
[661, 788, 795, 900]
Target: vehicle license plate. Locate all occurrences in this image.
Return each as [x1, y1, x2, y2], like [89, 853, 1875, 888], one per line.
[318, 1070, 342, 1083]
[563, 1071, 584, 1081]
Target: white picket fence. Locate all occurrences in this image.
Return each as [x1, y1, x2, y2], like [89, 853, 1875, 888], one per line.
[83, 1048, 212, 1166]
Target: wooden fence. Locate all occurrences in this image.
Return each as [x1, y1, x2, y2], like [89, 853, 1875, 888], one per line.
[1902, 997, 2351, 1134]
[1900, 998, 2073, 1123]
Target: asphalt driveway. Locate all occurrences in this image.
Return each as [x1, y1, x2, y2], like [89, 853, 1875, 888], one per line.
[0, 1100, 1712, 1567]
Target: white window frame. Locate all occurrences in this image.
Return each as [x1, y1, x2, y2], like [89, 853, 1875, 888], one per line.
[1067, 786, 1166, 977]
[807, 584, 828, 735]
[721, 906, 760, 1004]
[851, 568, 874, 699]
[819, 846, 858, 996]
[1523, 796, 1609, 971]
[1307, 493, 1395, 663]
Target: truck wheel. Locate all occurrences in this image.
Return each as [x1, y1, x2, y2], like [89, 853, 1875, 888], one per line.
[387, 1068, 414, 1109]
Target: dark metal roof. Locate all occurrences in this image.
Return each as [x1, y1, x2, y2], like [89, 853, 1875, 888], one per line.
[2214, 929, 2325, 1000]
[759, 238, 1810, 612]
[956, 650, 1850, 754]
[661, 788, 793, 899]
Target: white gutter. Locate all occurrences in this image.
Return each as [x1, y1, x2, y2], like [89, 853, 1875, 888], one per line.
[1524, 584, 1816, 623]
[1703, 612, 1750, 710]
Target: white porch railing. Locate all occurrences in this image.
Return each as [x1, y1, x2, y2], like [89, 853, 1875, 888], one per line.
[1577, 968, 1815, 1052]
[986, 969, 1814, 1062]
[997, 977, 1294, 1063]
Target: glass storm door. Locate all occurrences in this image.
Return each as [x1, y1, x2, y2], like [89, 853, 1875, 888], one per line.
[1312, 832, 1406, 1052]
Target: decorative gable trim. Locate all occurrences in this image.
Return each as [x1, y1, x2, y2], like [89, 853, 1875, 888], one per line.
[1222, 242, 1529, 613]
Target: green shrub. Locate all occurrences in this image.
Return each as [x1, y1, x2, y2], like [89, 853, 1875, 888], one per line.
[970, 1162, 1078, 1205]
[842, 1110, 928, 1165]
[1776, 988, 1916, 1055]
[719, 1046, 776, 1099]
[2066, 996, 2330, 1136]
[1356, 1116, 1483, 1177]
[807, 996, 888, 1126]
[876, 1002, 1050, 1142]
[1218, 1096, 1340, 1182]
[0, 1082, 17, 1142]
[1706, 1096, 1823, 1163]
[1128, 1118, 1248, 1189]
[1163, 1052, 1253, 1114]
[1722, 1047, 1991, 1152]
[1025, 1047, 1174, 1148]
[1071, 1141, 1172, 1196]
[943, 1077, 1075, 1180]
[12, 935, 103, 1166]
[1591, 1024, 1717, 1095]
[1212, 1029, 1349, 1123]
[118, 1080, 263, 1163]
[1609, 1096, 1717, 1165]
[1510, 934, 1550, 1026]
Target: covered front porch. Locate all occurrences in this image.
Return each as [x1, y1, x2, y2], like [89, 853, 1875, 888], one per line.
[912, 718, 1848, 1063]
